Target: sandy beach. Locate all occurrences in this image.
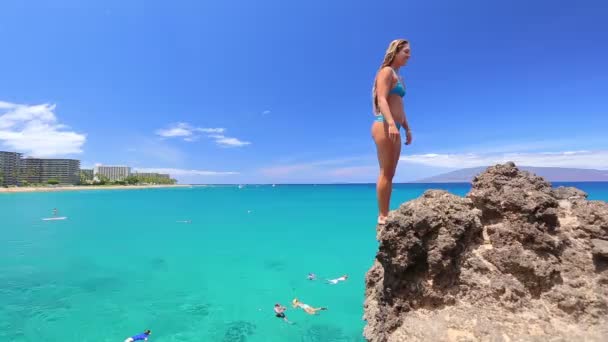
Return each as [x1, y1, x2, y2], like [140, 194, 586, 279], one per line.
[0, 184, 190, 193]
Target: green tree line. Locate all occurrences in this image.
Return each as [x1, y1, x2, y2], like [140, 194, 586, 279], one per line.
[85, 173, 177, 186]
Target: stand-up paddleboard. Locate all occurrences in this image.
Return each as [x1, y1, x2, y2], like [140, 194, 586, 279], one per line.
[42, 216, 67, 221]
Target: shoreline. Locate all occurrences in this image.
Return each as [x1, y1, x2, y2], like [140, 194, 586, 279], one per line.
[0, 184, 190, 193]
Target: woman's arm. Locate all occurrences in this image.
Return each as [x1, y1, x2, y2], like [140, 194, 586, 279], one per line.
[402, 110, 413, 145]
[401, 110, 410, 131]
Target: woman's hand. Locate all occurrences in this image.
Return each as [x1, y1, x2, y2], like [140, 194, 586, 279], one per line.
[388, 123, 400, 142]
[405, 128, 413, 145]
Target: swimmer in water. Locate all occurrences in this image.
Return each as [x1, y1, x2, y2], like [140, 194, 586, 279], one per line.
[307, 273, 316, 281]
[292, 298, 327, 315]
[327, 274, 348, 285]
[274, 303, 292, 324]
[124, 329, 151, 342]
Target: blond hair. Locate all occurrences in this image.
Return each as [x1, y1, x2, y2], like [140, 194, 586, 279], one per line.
[372, 39, 409, 113]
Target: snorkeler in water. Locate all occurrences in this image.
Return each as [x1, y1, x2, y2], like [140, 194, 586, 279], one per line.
[292, 298, 327, 315]
[326, 274, 348, 285]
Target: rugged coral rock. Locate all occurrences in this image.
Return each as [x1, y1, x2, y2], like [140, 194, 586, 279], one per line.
[364, 162, 608, 341]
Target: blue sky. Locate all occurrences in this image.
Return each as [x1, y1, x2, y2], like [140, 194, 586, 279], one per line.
[1, 0, 607, 183]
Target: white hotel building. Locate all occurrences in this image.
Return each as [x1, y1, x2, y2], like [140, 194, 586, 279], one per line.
[94, 165, 131, 181]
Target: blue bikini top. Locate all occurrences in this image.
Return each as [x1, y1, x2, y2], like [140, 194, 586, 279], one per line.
[389, 79, 405, 97]
[388, 68, 405, 97]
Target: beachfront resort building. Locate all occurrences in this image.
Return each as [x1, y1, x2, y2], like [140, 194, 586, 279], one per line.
[1, 150, 175, 186]
[94, 165, 131, 181]
[20, 158, 81, 185]
[0, 151, 23, 186]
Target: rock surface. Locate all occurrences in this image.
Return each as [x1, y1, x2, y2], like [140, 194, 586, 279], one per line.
[364, 162, 608, 342]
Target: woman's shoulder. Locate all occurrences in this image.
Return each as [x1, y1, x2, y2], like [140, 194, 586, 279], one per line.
[377, 67, 397, 84]
[377, 66, 395, 80]
[378, 66, 394, 75]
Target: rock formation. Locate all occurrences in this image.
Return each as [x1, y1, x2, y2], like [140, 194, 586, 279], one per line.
[364, 162, 608, 341]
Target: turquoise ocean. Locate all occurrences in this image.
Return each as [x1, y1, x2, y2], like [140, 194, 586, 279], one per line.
[2, 182, 607, 342]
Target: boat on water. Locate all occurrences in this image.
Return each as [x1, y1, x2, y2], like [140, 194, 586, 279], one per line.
[43, 208, 66, 221]
[42, 216, 67, 221]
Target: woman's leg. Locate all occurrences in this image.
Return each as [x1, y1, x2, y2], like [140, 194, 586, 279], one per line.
[309, 307, 327, 314]
[372, 122, 401, 223]
[392, 132, 402, 184]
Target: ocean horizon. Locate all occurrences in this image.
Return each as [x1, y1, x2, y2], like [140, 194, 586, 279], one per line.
[188, 181, 608, 187]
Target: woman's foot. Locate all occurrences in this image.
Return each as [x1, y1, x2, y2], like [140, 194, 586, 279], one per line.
[377, 215, 388, 225]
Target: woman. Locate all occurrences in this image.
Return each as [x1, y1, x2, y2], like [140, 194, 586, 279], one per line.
[371, 39, 413, 225]
[291, 298, 327, 315]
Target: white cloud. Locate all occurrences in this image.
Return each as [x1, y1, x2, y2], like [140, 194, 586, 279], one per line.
[156, 122, 249, 147]
[257, 155, 460, 183]
[445, 138, 608, 155]
[195, 128, 225, 134]
[155, 122, 224, 141]
[155, 122, 194, 138]
[209, 134, 251, 148]
[0, 101, 18, 109]
[133, 167, 239, 176]
[0, 101, 86, 157]
[262, 110, 271, 115]
[258, 156, 369, 177]
[400, 150, 608, 169]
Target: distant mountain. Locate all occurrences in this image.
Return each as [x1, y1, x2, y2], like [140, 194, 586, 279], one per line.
[416, 166, 608, 183]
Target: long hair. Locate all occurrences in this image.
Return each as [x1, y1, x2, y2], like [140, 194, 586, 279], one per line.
[372, 39, 409, 114]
